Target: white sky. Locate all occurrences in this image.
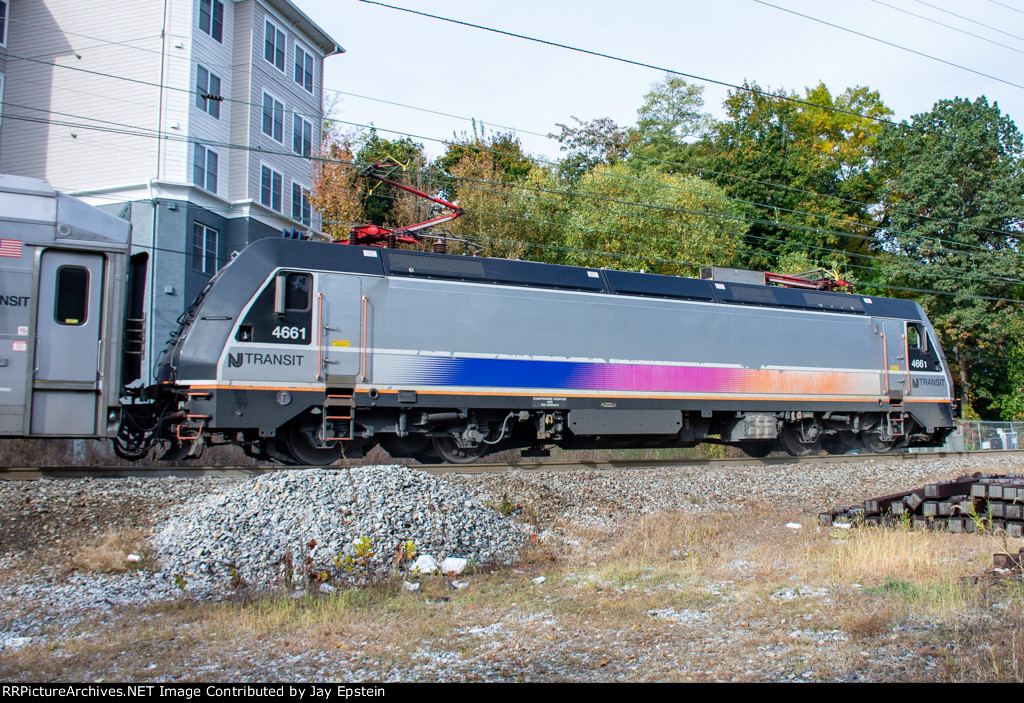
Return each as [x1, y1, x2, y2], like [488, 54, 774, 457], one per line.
[302, 0, 1024, 161]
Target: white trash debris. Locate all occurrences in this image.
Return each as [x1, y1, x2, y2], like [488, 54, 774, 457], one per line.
[531, 576, 546, 585]
[440, 557, 468, 575]
[786, 523, 802, 529]
[412, 555, 439, 574]
[125, 554, 141, 563]
[403, 581, 421, 592]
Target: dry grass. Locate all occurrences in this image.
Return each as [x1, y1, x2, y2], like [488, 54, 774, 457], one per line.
[5, 502, 1024, 682]
[71, 527, 149, 573]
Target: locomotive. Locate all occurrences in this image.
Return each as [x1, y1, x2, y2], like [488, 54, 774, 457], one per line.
[1, 175, 957, 464]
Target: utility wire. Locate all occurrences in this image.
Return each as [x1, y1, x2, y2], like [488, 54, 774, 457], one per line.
[328, 87, 1024, 245]
[9, 88, 1020, 275]
[752, 0, 1024, 90]
[11, 19, 1023, 252]
[985, 0, 1024, 16]
[912, 0, 1024, 42]
[357, 0, 953, 133]
[868, 0, 1024, 56]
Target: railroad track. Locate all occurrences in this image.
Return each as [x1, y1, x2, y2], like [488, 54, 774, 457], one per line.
[2, 448, 1022, 480]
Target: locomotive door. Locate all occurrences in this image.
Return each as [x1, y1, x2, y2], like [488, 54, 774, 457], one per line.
[30, 250, 105, 435]
[318, 275, 363, 381]
[878, 318, 908, 402]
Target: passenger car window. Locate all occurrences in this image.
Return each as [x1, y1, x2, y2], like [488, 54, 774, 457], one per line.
[55, 266, 88, 325]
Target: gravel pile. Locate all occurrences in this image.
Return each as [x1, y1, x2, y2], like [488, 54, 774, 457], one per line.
[151, 465, 527, 592]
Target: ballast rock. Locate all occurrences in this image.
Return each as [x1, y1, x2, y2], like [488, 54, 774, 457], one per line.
[151, 465, 527, 592]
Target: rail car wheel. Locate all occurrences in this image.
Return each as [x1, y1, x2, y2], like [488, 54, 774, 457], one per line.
[779, 424, 819, 457]
[283, 419, 343, 466]
[861, 432, 896, 454]
[432, 435, 488, 464]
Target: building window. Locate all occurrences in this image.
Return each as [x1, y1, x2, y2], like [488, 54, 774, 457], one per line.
[292, 114, 312, 157]
[261, 92, 284, 143]
[261, 165, 283, 212]
[192, 223, 219, 275]
[199, 0, 224, 43]
[0, 75, 5, 127]
[0, 1, 8, 48]
[195, 65, 222, 119]
[294, 44, 314, 93]
[193, 144, 219, 193]
[292, 183, 311, 226]
[264, 19, 286, 72]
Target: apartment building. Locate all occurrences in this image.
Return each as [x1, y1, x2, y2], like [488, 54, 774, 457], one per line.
[0, 0, 343, 385]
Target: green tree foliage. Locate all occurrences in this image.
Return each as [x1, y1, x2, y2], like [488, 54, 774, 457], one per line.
[311, 128, 364, 241]
[992, 313, 1024, 421]
[434, 123, 533, 201]
[549, 116, 631, 182]
[692, 81, 892, 273]
[354, 130, 430, 226]
[560, 162, 747, 276]
[874, 97, 1024, 418]
[630, 75, 711, 165]
[439, 128, 562, 260]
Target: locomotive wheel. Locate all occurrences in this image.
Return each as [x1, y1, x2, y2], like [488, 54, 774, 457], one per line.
[861, 432, 896, 454]
[779, 425, 818, 457]
[283, 419, 343, 466]
[432, 435, 488, 464]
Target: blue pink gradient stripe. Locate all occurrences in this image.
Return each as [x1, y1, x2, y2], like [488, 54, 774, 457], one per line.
[372, 354, 879, 397]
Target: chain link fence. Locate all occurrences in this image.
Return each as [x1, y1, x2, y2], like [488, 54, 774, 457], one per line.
[921, 421, 1023, 452]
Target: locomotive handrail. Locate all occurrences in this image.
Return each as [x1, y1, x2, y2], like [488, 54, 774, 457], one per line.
[881, 331, 889, 396]
[360, 296, 368, 382]
[316, 292, 324, 382]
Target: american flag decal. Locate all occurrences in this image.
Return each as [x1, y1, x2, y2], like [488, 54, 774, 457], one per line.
[0, 239, 23, 258]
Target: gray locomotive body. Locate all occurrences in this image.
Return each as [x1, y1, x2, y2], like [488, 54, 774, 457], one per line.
[143, 237, 956, 464]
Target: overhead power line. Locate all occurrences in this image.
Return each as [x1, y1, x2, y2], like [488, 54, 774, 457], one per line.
[868, 0, 1024, 56]
[11, 13, 1022, 252]
[356, 0, 935, 133]
[984, 0, 1024, 16]
[913, 0, 1024, 42]
[752, 0, 1024, 90]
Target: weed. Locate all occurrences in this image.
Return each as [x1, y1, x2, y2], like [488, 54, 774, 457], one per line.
[392, 540, 416, 571]
[491, 493, 516, 516]
[337, 536, 376, 574]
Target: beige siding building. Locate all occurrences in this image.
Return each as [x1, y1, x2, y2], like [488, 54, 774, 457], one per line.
[0, 0, 343, 385]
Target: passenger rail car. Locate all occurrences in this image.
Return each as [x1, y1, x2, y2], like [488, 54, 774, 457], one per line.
[122, 238, 956, 464]
[0, 175, 132, 442]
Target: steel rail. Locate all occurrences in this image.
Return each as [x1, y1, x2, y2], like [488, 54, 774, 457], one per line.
[2, 449, 1022, 481]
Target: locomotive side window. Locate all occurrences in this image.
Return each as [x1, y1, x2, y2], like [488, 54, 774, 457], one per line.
[54, 266, 89, 326]
[237, 271, 313, 345]
[907, 322, 940, 371]
[907, 324, 922, 350]
[285, 273, 310, 311]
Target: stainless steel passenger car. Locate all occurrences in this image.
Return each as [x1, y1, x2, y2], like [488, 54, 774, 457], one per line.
[0, 175, 131, 441]
[136, 238, 956, 464]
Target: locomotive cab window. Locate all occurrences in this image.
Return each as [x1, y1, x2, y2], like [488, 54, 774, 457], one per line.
[54, 265, 89, 325]
[239, 272, 313, 345]
[907, 323, 923, 351]
[907, 322, 940, 372]
[283, 273, 311, 312]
